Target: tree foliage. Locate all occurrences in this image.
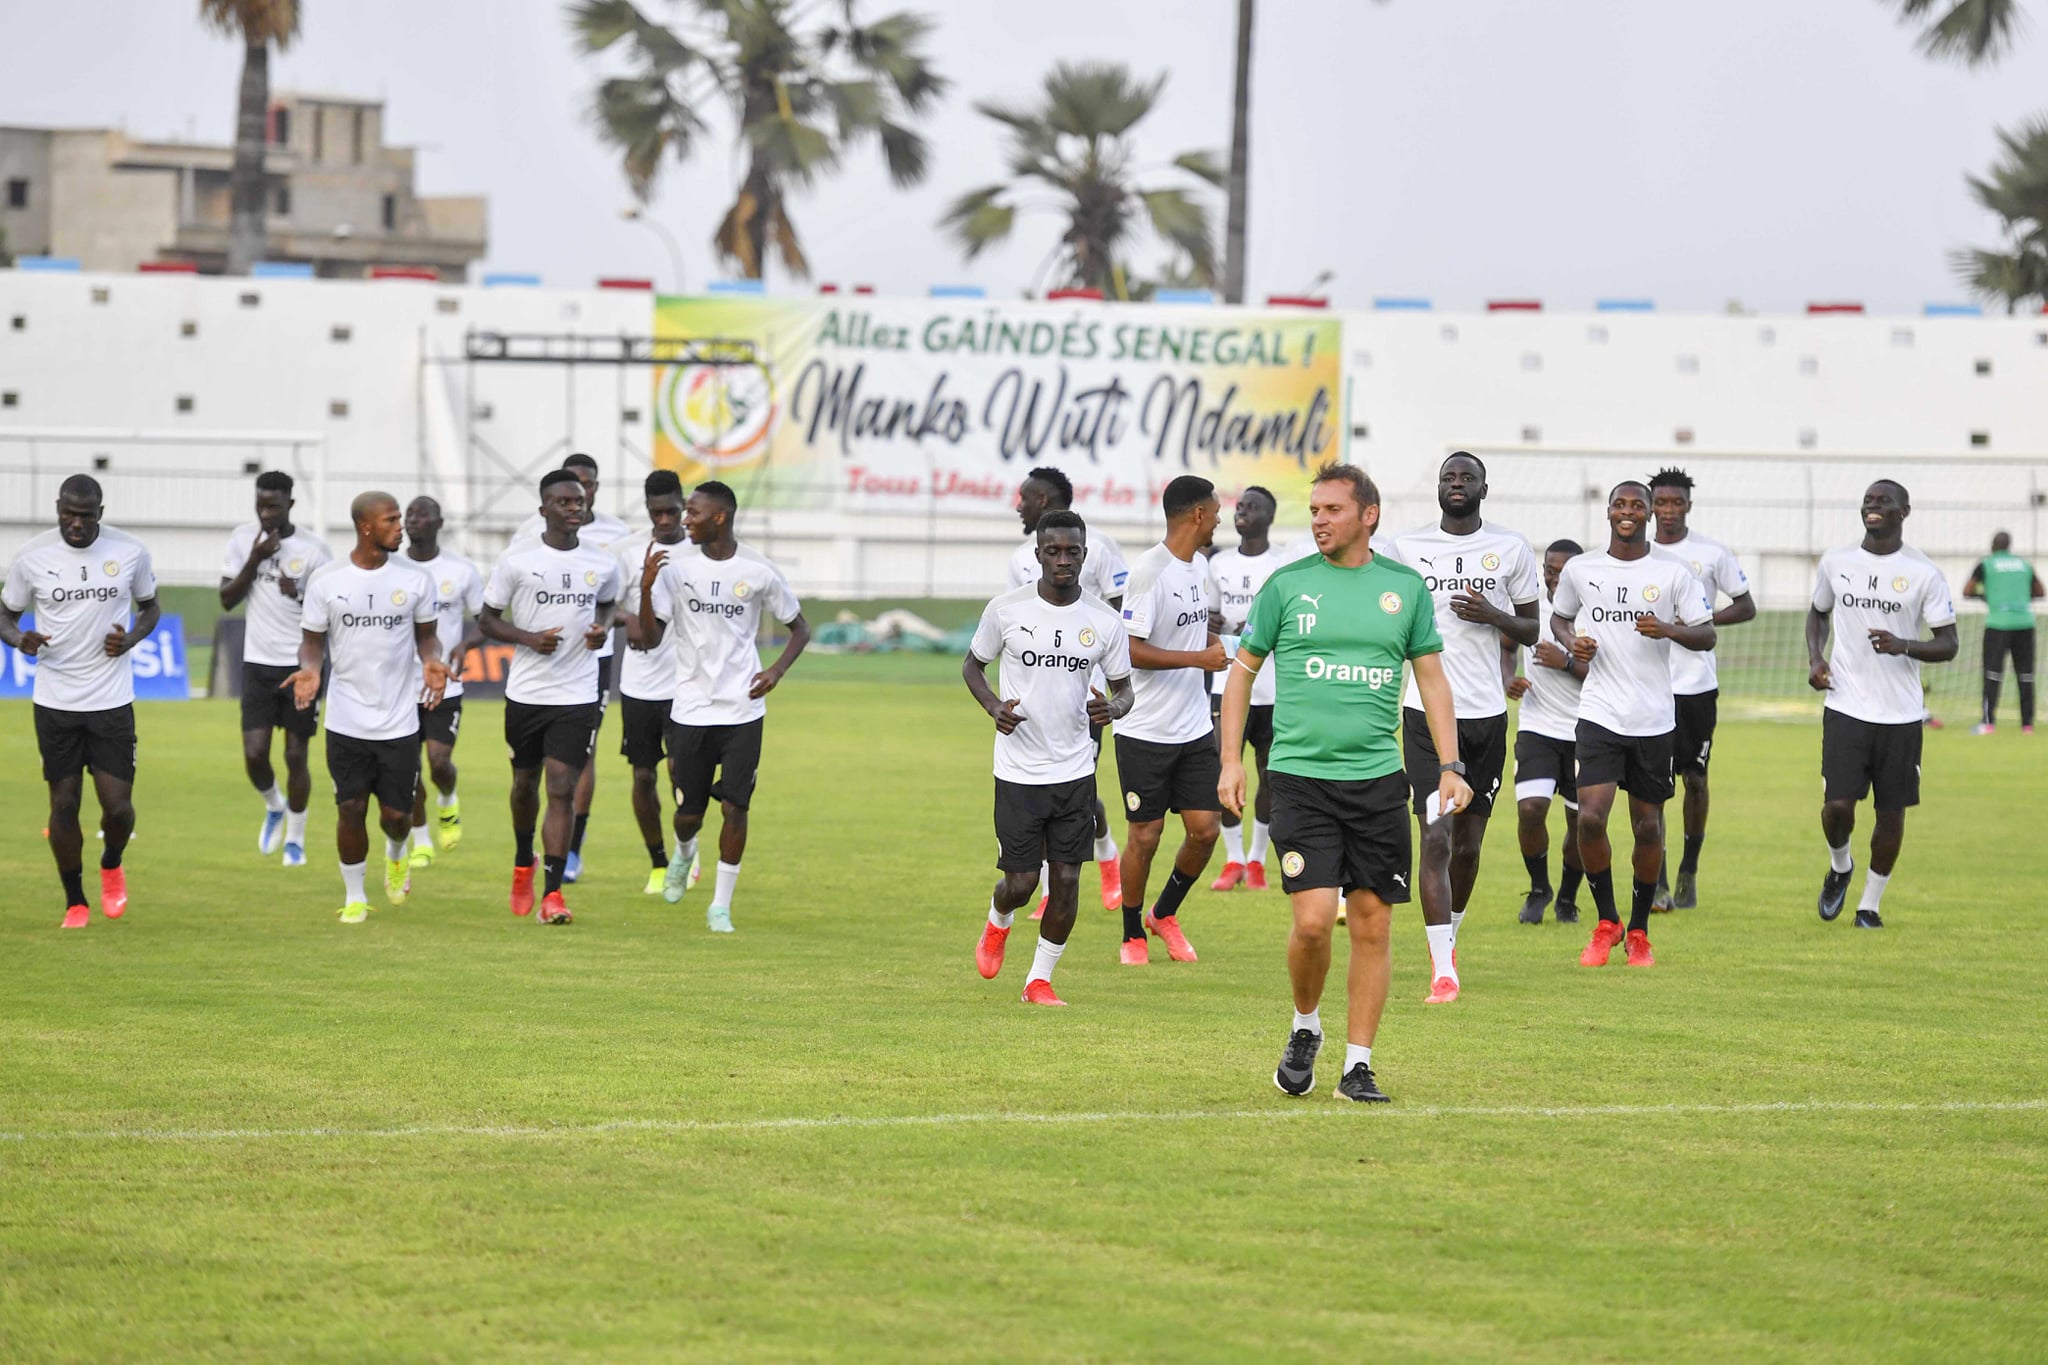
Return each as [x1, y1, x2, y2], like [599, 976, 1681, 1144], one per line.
[1953, 117, 2048, 310]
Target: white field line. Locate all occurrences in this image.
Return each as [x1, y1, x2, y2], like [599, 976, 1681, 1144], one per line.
[1, 1098, 2042, 1146]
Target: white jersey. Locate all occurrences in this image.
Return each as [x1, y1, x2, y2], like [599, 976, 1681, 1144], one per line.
[405, 549, 483, 701]
[970, 586, 1132, 785]
[221, 521, 334, 667]
[514, 510, 633, 658]
[1005, 528, 1130, 601]
[650, 543, 802, 726]
[1516, 592, 1583, 742]
[1208, 544, 1287, 705]
[302, 557, 436, 741]
[1551, 551, 1714, 737]
[615, 530, 688, 702]
[1650, 532, 1750, 695]
[1381, 520, 1541, 719]
[2, 525, 157, 711]
[1118, 542, 1219, 744]
[1811, 543, 1957, 726]
[483, 537, 625, 707]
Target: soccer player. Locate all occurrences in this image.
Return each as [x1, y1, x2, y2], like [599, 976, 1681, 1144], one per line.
[641, 480, 811, 932]
[1807, 480, 1959, 928]
[1966, 531, 2040, 734]
[1, 475, 159, 928]
[1114, 475, 1228, 966]
[1208, 485, 1287, 892]
[1007, 465, 1129, 912]
[220, 471, 333, 866]
[1506, 539, 1586, 925]
[284, 493, 447, 923]
[1551, 482, 1716, 968]
[400, 496, 483, 868]
[617, 469, 694, 895]
[1380, 453, 1541, 1003]
[481, 469, 624, 925]
[1220, 462, 1469, 1104]
[1647, 467, 1756, 909]
[967, 510, 1136, 1005]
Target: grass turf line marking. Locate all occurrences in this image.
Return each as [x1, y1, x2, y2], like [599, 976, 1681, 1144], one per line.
[2, 1098, 2042, 1145]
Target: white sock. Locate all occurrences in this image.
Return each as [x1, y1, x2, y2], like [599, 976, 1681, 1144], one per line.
[259, 783, 286, 813]
[1859, 869, 1890, 912]
[1829, 842, 1853, 874]
[712, 860, 741, 909]
[1449, 907, 1466, 944]
[1249, 819, 1271, 863]
[384, 835, 408, 863]
[411, 816, 429, 847]
[1093, 832, 1118, 862]
[988, 897, 1014, 931]
[1345, 1043, 1373, 1071]
[1425, 923, 1457, 981]
[339, 860, 367, 903]
[436, 788, 457, 809]
[1036, 861, 1050, 900]
[675, 835, 698, 866]
[1292, 1007, 1322, 1036]
[1223, 823, 1246, 864]
[285, 808, 308, 846]
[1027, 935, 1066, 984]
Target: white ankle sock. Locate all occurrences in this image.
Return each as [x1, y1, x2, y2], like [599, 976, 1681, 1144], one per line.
[1449, 907, 1465, 943]
[1222, 823, 1246, 864]
[411, 817, 429, 847]
[339, 861, 367, 902]
[988, 898, 1014, 931]
[1345, 1043, 1373, 1070]
[712, 860, 741, 908]
[1829, 842, 1853, 874]
[285, 808, 308, 846]
[674, 835, 698, 867]
[436, 788, 457, 809]
[1094, 832, 1118, 862]
[384, 835, 408, 863]
[1859, 869, 1890, 912]
[1292, 1008, 1322, 1035]
[1027, 936, 1066, 984]
[1249, 820, 1271, 863]
[1425, 923, 1457, 981]
[259, 784, 286, 813]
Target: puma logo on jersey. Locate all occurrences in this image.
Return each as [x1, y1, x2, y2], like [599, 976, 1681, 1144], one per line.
[1299, 593, 1323, 608]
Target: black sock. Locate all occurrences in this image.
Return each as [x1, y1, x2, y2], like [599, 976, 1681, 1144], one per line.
[1151, 867, 1197, 922]
[648, 841, 667, 869]
[1558, 864, 1584, 903]
[100, 848, 122, 871]
[514, 828, 535, 867]
[1679, 833, 1704, 875]
[1630, 878, 1657, 932]
[1523, 852, 1550, 894]
[1122, 901, 1145, 942]
[60, 866, 86, 908]
[571, 814, 589, 855]
[544, 854, 567, 895]
[1588, 868, 1618, 923]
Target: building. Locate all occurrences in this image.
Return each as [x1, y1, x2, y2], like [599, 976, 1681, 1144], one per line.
[0, 92, 486, 280]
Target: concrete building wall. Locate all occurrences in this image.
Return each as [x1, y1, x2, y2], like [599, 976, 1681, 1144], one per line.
[0, 130, 55, 256]
[47, 131, 180, 272]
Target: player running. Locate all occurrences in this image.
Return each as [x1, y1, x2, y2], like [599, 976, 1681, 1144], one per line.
[1208, 485, 1288, 892]
[616, 470, 695, 896]
[1220, 462, 1468, 1104]
[1380, 453, 1541, 1003]
[219, 470, 333, 867]
[1506, 539, 1587, 925]
[1965, 530, 2040, 735]
[1647, 468, 1757, 910]
[1807, 480, 1958, 928]
[1551, 482, 1716, 968]
[1, 475, 159, 928]
[481, 469, 623, 925]
[1114, 475, 1227, 966]
[968, 510, 1135, 1005]
[641, 480, 811, 933]
[400, 496, 483, 868]
[285, 493, 447, 923]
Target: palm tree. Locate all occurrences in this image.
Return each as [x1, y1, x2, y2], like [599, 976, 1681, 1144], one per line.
[1221, 0, 1253, 304]
[199, 0, 301, 277]
[1890, 0, 2025, 65]
[1952, 117, 2048, 311]
[942, 62, 1223, 299]
[571, 0, 945, 281]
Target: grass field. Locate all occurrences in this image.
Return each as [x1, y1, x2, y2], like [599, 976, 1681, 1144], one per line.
[3, 662, 2045, 1361]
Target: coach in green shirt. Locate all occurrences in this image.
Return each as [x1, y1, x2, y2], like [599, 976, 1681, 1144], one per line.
[1219, 461, 1470, 1105]
[1966, 531, 2041, 733]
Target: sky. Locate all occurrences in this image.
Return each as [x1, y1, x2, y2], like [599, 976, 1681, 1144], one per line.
[4, 0, 2046, 313]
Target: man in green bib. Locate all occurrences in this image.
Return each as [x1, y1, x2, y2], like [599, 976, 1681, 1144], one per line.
[1966, 531, 2041, 735]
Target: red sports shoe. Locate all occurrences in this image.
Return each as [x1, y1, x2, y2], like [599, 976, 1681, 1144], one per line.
[538, 890, 573, 925]
[1210, 861, 1246, 892]
[1119, 937, 1149, 966]
[1624, 929, 1656, 967]
[1098, 858, 1122, 911]
[976, 921, 1010, 979]
[1021, 978, 1066, 1007]
[1425, 974, 1460, 1004]
[1145, 912, 1198, 962]
[1244, 860, 1268, 890]
[1580, 919, 1625, 967]
[511, 865, 535, 917]
[100, 867, 127, 919]
[1030, 896, 1046, 922]
[61, 904, 89, 930]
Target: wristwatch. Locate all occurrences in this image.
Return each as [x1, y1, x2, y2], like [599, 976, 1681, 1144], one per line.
[1439, 761, 1466, 776]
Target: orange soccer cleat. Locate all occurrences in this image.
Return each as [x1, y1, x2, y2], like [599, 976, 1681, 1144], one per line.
[1244, 860, 1268, 890]
[1145, 912, 1198, 963]
[1098, 858, 1122, 912]
[538, 890, 573, 925]
[100, 867, 127, 919]
[1624, 929, 1656, 967]
[1425, 975, 1460, 1004]
[1210, 861, 1246, 892]
[976, 920, 1010, 979]
[61, 904, 89, 930]
[1119, 936, 1149, 966]
[511, 865, 535, 917]
[1020, 978, 1067, 1007]
[1580, 919, 1626, 967]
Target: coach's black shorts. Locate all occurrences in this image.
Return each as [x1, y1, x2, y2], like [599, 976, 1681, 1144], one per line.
[994, 775, 1097, 873]
[1673, 689, 1718, 777]
[1513, 729, 1578, 806]
[1210, 695, 1275, 753]
[1115, 732, 1222, 823]
[417, 697, 462, 748]
[668, 718, 765, 816]
[242, 661, 319, 738]
[1402, 709, 1507, 816]
[327, 730, 420, 810]
[1822, 709, 1922, 810]
[504, 700, 602, 771]
[1268, 770, 1412, 902]
[619, 694, 669, 770]
[34, 703, 136, 784]
[1576, 720, 1675, 803]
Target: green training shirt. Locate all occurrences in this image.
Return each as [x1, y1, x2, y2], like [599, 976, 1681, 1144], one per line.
[1977, 552, 2037, 631]
[1240, 551, 1442, 781]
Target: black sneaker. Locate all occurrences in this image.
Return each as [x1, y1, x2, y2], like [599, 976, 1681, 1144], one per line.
[1518, 888, 1552, 925]
[1651, 870, 1674, 913]
[1554, 898, 1580, 925]
[1854, 909, 1883, 929]
[1337, 1062, 1390, 1103]
[1274, 1028, 1321, 1096]
[1673, 870, 1698, 909]
[1819, 865, 1853, 921]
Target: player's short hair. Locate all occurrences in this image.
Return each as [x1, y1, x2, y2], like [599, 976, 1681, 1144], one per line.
[693, 479, 738, 515]
[1162, 475, 1216, 519]
[1240, 485, 1276, 511]
[1992, 530, 2012, 552]
[1547, 538, 1584, 557]
[1872, 477, 1910, 504]
[645, 469, 683, 498]
[255, 470, 294, 496]
[1442, 451, 1486, 480]
[540, 468, 582, 497]
[408, 494, 441, 517]
[1037, 508, 1087, 541]
[1648, 466, 1693, 493]
[564, 453, 600, 475]
[1311, 461, 1380, 509]
[350, 490, 398, 524]
[58, 472, 103, 503]
[1026, 466, 1074, 507]
[1609, 479, 1651, 502]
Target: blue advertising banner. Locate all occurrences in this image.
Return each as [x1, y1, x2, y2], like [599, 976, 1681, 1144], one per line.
[0, 614, 192, 701]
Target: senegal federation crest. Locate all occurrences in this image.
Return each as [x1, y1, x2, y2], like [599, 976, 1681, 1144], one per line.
[390, 589, 408, 606]
[1281, 850, 1305, 878]
[1125, 790, 1141, 812]
[287, 557, 306, 575]
[1892, 576, 1909, 592]
[440, 579, 455, 596]
[1481, 553, 1500, 571]
[583, 569, 599, 587]
[1642, 583, 1662, 603]
[102, 560, 119, 576]
[1079, 627, 1096, 648]
[733, 579, 753, 600]
[1379, 592, 1402, 614]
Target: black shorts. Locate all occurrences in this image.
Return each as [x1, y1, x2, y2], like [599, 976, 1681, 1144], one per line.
[667, 718, 765, 816]
[1673, 689, 1718, 777]
[994, 776, 1097, 872]
[619, 694, 669, 770]
[241, 661, 319, 738]
[1576, 720, 1675, 803]
[417, 697, 463, 748]
[594, 651, 617, 711]
[1210, 695, 1275, 753]
[1822, 709, 1922, 810]
[1114, 732, 1222, 823]
[327, 730, 420, 810]
[1402, 709, 1508, 816]
[1267, 770, 1412, 902]
[1513, 729, 1578, 806]
[34, 703, 137, 784]
[504, 700, 602, 771]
